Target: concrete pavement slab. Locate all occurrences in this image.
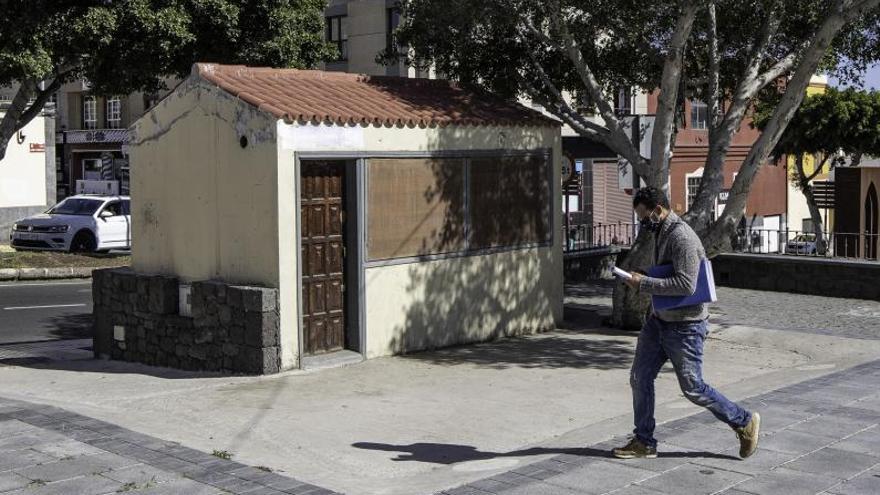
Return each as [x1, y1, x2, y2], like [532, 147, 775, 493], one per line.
[0, 471, 30, 492]
[783, 447, 880, 479]
[635, 463, 750, 494]
[827, 469, 880, 495]
[732, 466, 840, 495]
[541, 459, 656, 494]
[3, 474, 122, 495]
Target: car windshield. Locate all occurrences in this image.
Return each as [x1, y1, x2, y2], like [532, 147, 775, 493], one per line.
[793, 234, 816, 242]
[47, 198, 103, 216]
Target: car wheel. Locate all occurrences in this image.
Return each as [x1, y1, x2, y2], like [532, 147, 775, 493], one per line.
[70, 231, 97, 253]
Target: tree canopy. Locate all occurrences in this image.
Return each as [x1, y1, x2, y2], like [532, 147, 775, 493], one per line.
[387, 0, 880, 254]
[0, 0, 334, 159]
[760, 88, 880, 165]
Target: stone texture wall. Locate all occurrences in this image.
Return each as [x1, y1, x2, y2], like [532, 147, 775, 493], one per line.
[564, 246, 630, 282]
[93, 268, 282, 374]
[712, 253, 880, 301]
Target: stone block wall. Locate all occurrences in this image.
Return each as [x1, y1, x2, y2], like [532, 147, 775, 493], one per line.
[93, 268, 282, 374]
[712, 253, 880, 301]
[564, 246, 629, 282]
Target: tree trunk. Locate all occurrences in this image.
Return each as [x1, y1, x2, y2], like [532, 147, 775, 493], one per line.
[610, 228, 655, 330]
[701, 0, 872, 256]
[795, 156, 827, 254]
[0, 80, 37, 162]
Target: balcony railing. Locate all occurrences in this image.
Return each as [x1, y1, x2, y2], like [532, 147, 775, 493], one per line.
[56, 128, 129, 145]
[564, 222, 637, 252]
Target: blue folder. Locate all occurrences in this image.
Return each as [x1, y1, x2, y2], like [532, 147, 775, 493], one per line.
[647, 259, 717, 311]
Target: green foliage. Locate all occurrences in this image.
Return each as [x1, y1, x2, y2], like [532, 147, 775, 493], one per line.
[757, 88, 880, 160]
[386, 0, 880, 105]
[0, 0, 335, 95]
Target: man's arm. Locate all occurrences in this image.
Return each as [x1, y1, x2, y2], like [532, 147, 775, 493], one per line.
[638, 231, 700, 296]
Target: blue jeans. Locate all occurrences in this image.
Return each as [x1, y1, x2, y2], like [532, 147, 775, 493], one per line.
[631, 316, 751, 448]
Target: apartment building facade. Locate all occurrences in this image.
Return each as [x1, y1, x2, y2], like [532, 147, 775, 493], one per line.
[53, 81, 165, 199]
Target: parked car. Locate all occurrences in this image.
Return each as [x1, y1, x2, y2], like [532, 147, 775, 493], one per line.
[785, 233, 818, 255]
[9, 195, 131, 253]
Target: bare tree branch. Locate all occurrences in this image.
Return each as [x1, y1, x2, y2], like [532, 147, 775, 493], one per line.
[707, 1, 721, 130]
[805, 153, 831, 182]
[649, 0, 700, 188]
[0, 79, 38, 162]
[14, 78, 62, 133]
[522, 11, 649, 174]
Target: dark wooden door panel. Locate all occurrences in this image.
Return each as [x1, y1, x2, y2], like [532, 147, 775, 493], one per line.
[301, 161, 346, 355]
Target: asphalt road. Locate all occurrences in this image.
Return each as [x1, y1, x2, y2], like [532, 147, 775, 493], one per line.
[0, 280, 93, 344]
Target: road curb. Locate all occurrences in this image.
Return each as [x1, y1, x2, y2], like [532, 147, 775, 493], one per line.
[0, 267, 95, 281]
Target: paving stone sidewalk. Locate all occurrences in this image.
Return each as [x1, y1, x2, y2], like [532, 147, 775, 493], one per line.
[438, 359, 880, 495]
[0, 397, 339, 495]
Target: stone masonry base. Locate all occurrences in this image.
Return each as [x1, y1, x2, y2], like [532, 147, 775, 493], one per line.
[92, 268, 282, 374]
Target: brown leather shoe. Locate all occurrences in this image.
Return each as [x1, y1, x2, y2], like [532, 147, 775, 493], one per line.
[612, 438, 658, 459]
[735, 412, 761, 459]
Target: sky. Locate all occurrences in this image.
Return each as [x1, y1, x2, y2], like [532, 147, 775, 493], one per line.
[828, 64, 880, 89]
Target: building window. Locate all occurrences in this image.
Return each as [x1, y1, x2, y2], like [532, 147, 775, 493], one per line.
[575, 91, 596, 115]
[386, 7, 401, 55]
[690, 100, 708, 130]
[106, 97, 122, 129]
[83, 95, 97, 129]
[82, 158, 102, 180]
[613, 87, 632, 115]
[326, 15, 348, 61]
[366, 154, 551, 261]
[367, 158, 466, 260]
[686, 173, 716, 218]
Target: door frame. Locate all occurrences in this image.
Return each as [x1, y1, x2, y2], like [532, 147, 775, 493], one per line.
[866, 182, 879, 259]
[295, 155, 365, 367]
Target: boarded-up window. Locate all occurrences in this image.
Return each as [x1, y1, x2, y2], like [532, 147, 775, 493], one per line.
[367, 158, 465, 260]
[469, 155, 551, 249]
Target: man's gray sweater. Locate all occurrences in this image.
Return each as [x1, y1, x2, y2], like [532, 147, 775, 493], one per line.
[638, 212, 709, 322]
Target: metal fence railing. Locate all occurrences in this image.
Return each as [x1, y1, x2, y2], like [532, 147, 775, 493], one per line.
[564, 223, 880, 261]
[565, 222, 637, 252]
[731, 228, 879, 261]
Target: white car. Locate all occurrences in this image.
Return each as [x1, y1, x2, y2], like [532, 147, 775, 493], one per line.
[10, 195, 131, 253]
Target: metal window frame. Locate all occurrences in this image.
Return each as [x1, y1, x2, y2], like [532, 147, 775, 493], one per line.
[82, 95, 97, 130]
[106, 97, 122, 129]
[325, 15, 348, 61]
[690, 100, 709, 130]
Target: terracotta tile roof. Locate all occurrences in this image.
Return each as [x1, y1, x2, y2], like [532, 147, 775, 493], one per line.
[194, 63, 560, 128]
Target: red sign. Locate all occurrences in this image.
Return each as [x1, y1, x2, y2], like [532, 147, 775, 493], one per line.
[29, 143, 45, 153]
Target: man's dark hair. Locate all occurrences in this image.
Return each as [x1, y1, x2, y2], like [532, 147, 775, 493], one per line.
[632, 186, 669, 210]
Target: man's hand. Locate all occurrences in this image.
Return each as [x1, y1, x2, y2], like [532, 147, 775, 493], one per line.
[624, 272, 643, 290]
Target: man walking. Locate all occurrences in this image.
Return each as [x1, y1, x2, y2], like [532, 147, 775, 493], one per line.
[612, 187, 760, 460]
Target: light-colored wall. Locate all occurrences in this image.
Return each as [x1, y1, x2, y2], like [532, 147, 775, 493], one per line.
[0, 114, 47, 208]
[345, 0, 388, 75]
[128, 77, 298, 366]
[281, 121, 564, 358]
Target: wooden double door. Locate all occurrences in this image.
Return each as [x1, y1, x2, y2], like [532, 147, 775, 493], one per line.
[301, 161, 347, 355]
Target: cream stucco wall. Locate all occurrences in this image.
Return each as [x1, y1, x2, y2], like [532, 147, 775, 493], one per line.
[281, 121, 564, 359]
[0, 114, 47, 208]
[131, 74, 561, 368]
[129, 78, 298, 368]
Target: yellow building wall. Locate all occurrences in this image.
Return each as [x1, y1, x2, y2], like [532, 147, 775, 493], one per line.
[131, 74, 562, 366]
[786, 78, 832, 233]
[129, 78, 298, 368]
